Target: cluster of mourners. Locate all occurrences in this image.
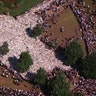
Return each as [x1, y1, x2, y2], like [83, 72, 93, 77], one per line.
[0, 86, 43, 96]
[65, 69, 96, 96]
[36, 0, 96, 53]
[0, 62, 43, 96]
[47, 66, 96, 96]
[36, 0, 71, 48]
[70, 0, 96, 54]
[35, 0, 96, 95]
[0, 61, 24, 83]
[0, 58, 96, 95]
[0, 0, 96, 96]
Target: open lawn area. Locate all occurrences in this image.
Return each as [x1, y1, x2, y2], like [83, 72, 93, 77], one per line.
[10, 0, 43, 16]
[42, 7, 87, 57]
[0, 0, 43, 16]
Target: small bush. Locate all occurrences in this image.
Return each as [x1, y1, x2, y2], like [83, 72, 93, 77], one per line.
[0, 42, 9, 55]
[32, 24, 43, 38]
[17, 51, 33, 73]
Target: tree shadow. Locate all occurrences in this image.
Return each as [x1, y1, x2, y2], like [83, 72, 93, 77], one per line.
[55, 46, 65, 63]
[26, 27, 33, 37]
[25, 72, 36, 82]
[8, 56, 18, 71]
[75, 58, 84, 76]
[93, 0, 96, 3]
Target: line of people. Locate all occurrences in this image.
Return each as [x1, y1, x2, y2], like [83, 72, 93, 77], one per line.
[0, 86, 43, 96]
[70, 0, 96, 54]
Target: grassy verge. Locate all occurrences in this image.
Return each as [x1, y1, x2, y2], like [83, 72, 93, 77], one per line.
[0, 0, 43, 16]
[10, 0, 43, 16]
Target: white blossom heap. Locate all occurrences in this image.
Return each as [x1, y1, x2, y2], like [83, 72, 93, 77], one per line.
[0, 0, 71, 77]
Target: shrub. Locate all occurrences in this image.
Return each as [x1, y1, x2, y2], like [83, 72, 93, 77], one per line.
[0, 42, 9, 55]
[17, 51, 33, 73]
[32, 24, 43, 38]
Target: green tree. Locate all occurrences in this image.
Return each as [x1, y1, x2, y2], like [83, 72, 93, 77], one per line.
[48, 72, 70, 96]
[32, 24, 43, 38]
[70, 93, 84, 96]
[64, 40, 83, 65]
[34, 67, 47, 86]
[17, 51, 33, 73]
[0, 42, 9, 55]
[81, 52, 96, 79]
[74, 93, 84, 96]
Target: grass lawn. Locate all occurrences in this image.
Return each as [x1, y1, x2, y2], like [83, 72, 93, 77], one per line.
[0, 0, 43, 16]
[10, 0, 43, 16]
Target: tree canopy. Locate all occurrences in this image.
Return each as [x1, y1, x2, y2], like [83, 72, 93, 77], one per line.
[80, 52, 96, 79]
[47, 72, 70, 96]
[0, 42, 9, 55]
[34, 67, 47, 86]
[17, 51, 33, 73]
[70, 93, 84, 96]
[64, 40, 83, 65]
[32, 24, 43, 38]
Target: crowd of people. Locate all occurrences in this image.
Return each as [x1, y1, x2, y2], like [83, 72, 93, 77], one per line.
[0, 0, 96, 96]
[36, 0, 96, 95]
[0, 0, 70, 77]
[0, 60, 25, 81]
[0, 62, 43, 96]
[72, 78, 96, 96]
[65, 68, 96, 96]
[35, 0, 96, 54]
[0, 86, 43, 96]
[36, 0, 71, 48]
[47, 66, 96, 96]
[0, 63, 96, 96]
[70, 0, 96, 54]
